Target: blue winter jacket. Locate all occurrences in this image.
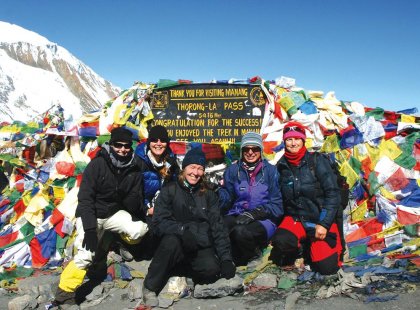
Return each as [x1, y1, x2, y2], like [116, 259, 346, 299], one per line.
[218, 159, 283, 238]
[135, 142, 180, 216]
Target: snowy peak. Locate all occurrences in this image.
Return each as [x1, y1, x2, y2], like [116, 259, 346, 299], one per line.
[0, 21, 51, 46]
[0, 21, 120, 122]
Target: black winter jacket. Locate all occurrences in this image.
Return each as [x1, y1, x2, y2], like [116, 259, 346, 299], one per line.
[153, 181, 232, 262]
[277, 151, 340, 230]
[75, 147, 144, 231]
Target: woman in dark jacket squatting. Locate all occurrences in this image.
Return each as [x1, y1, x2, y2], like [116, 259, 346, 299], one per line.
[141, 147, 236, 307]
[270, 121, 343, 275]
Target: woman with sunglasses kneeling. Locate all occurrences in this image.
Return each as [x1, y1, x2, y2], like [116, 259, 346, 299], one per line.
[53, 127, 148, 306]
[141, 147, 235, 307]
[270, 121, 342, 275]
[218, 132, 283, 266]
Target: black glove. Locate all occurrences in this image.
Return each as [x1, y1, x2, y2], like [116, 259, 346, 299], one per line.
[249, 207, 268, 220]
[235, 212, 254, 225]
[220, 260, 236, 279]
[82, 229, 98, 252]
[306, 228, 337, 248]
[181, 229, 198, 253]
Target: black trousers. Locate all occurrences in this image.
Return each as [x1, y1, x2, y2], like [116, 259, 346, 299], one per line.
[224, 215, 267, 266]
[144, 234, 221, 293]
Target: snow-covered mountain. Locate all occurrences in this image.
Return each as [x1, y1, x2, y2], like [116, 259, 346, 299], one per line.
[0, 21, 120, 123]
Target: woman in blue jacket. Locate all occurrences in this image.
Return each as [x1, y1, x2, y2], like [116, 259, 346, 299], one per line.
[218, 132, 283, 266]
[117, 125, 179, 261]
[135, 125, 180, 223]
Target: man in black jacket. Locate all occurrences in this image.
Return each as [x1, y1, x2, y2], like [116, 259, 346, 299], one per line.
[141, 147, 236, 307]
[53, 127, 148, 305]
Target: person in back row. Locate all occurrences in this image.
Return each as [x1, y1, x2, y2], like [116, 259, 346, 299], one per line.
[53, 127, 148, 306]
[218, 132, 283, 266]
[136, 125, 180, 227]
[142, 147, 235, 307]
[270, 121, 343, 275]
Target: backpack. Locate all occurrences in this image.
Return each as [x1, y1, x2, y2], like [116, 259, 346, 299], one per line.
[309, 152, 350, 210]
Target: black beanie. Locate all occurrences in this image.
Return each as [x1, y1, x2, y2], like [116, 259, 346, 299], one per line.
[182, 147, 206, 169]
[148, 125, 169, 143]
[109, 127, 133, 145]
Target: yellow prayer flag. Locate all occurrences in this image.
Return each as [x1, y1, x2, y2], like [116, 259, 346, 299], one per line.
[0, 124, 20, 133]
[376, 222, 403, 238]
[380, 187, 396, 201]
[353, 144, 369, 162]
[401, 114, 415, 123]
[24, 192, 49, 226]
[378, 139, 402, 160]
[264, 153, 275, 161]
[339, 161, 359, 188]
[365, 143, 381, 167]
[142, 109, 154, 124]
[321, 134, 340, 153]
[305, 138, 314, 150]
[22, 191, 32, 206]
[350, 200, 367, 222]
[53, 186, 66, 200]
[113, 103, 135, 125]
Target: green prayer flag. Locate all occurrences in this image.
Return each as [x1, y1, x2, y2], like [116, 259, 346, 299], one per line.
[368, 172, 380, 196]
[348, 156, 362, 175]
[365, 107, 384, 121]
[349, 244, 367, 258]
[56, 234, 69, 256]
[156, 79, 178, 89]
[0, 266, 33, 281]
[20, 221, 35, 237]
[277, 276, 296, 289]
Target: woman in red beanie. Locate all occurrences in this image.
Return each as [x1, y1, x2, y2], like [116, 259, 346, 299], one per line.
[270, 121, 343, 275]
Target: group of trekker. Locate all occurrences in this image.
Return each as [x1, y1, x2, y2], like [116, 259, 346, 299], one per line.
[53, 121, 345, 308]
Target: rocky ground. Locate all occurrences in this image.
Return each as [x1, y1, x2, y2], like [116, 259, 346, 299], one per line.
[2, 254, 419, 310]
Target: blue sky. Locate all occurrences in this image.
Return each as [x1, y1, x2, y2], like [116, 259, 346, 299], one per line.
[1, 0, 419, 112]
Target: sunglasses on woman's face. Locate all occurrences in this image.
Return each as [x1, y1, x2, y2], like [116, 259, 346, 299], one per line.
[242, 146, 261, 153]
[284, 126, 304, 134]
[149, 138, 168, 143]
[112, 142, 132, 150]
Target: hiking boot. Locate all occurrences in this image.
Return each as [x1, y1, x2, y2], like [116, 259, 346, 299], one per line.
[142, 282, 158, 307]
[119, 243, 134, 262]
[53, 286, 76, 306]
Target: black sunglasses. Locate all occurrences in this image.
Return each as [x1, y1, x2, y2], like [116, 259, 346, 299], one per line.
[284, 126, 304, 134]
[242, 146, 261, 153]
[149, 138, 168, 143]
[112, 142, 132, 149]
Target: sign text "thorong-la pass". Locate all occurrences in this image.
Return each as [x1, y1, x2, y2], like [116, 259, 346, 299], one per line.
[151, 83, 266, 143]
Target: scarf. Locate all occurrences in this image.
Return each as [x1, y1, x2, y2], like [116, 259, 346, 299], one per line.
[104, 144, 134, 168]
[241, 159, 261, 171]
[183, 179, 200, 193]
[284, 146, 307, 166]
[241, 160, 263, 185]
[147, 150, 165, 169]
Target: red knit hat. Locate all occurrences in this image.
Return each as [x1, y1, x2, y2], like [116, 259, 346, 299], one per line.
[283, 121, 307, 141]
